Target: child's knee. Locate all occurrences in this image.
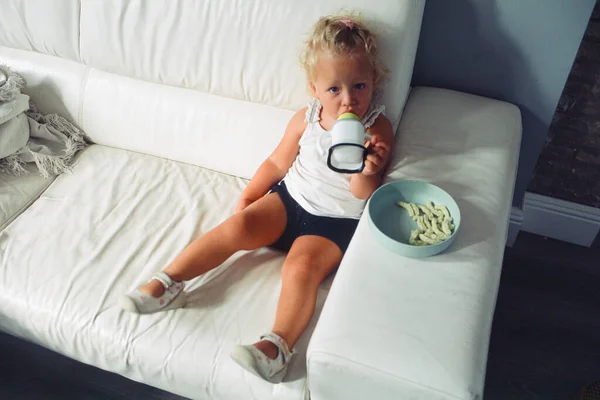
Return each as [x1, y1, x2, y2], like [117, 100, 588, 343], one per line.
[221, 212, 253, 243]
[281, 256, 318, 284]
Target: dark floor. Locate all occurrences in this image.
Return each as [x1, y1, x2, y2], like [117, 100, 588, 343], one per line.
[485, 232, 600, 400]
[1, 232, 599, 400]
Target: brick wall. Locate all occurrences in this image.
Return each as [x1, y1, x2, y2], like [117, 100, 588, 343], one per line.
[528, 1, 600, 208]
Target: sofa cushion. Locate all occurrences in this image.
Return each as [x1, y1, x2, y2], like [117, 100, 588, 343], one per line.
[78, 0, 424, 124]
[81, 69, 294, 180]
[0, 0, 80, 62]
[0, 144, 332, 400]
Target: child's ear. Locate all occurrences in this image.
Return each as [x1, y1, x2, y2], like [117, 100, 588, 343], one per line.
[309, 82, 318, 98]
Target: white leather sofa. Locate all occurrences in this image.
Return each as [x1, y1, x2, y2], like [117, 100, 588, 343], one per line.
[0, 1, 522, 399]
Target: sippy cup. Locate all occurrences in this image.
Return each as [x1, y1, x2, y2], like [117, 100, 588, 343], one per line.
[327, 113, 372, 173]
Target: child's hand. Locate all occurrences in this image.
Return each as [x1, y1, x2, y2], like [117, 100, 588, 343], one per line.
[362, 136, 390, 176]
[235, 197, 254, 213]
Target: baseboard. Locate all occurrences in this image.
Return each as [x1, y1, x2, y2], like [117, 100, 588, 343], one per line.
[507, 206, 523, 247]
[516, 192, 600, 247]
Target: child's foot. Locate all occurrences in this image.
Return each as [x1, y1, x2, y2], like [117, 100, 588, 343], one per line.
[254, 340, 279, 360]
[120, 271, 186, 314]
[138, 279, 166, 297]
[230, 332, 294, 383]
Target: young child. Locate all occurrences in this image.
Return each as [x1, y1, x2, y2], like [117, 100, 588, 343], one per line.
[121, 13, 394, 383]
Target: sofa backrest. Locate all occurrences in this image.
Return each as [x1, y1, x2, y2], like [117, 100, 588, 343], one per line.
[0, 0, 425, 179]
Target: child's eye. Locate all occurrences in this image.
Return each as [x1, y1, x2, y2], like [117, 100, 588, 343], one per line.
[354, 83, 366, 90]
[328, 86, 339, 94]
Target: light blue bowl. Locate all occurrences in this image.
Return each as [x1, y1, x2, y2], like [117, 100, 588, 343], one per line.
[367, 180, 461, 258]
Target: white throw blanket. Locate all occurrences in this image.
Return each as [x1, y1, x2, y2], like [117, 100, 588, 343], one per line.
[0, 65, 87, 178]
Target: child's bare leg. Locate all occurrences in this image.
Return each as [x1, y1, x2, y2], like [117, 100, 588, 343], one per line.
[140, 193, 287, 297]
[254, 235, 342, 359]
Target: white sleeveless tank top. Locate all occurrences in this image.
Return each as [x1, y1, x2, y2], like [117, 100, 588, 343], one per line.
[284, 99, 385, 219]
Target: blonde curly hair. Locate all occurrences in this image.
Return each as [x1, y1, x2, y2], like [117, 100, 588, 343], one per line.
[300, 13, 389, 88]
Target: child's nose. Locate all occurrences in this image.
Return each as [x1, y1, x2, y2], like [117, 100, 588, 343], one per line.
[342, 91, 356, 106]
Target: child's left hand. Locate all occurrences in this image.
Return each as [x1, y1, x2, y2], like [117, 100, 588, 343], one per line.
[362, 136, 390, 176]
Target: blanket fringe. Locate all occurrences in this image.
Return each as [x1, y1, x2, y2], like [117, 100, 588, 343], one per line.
[25, 102, 88, 178]
[0, 64, 26, 103]
[0, 154, 28, 176]
[28, 151, 71, 178]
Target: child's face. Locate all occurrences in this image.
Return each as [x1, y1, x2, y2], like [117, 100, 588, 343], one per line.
[309, 52, 376, 123]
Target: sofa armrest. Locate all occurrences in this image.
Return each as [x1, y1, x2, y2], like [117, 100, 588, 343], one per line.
[306, 87, 522, 400]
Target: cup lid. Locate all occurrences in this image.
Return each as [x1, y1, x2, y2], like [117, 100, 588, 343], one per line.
[337, 113, 360, 121]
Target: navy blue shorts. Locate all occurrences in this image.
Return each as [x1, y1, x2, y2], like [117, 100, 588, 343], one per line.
[269, 181, 360, 253]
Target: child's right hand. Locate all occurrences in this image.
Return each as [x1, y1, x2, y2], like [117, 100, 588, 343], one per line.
[236, 197, 254, 213]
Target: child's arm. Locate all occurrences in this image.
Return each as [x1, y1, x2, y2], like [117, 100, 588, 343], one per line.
[236, 108, 307, 212]
[349, 115, 394, 200]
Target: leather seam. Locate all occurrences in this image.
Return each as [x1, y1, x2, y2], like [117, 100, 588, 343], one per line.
[0, 176, 56, 232]
[76, 0, 89, 129]
[78, 0, 82, 61]
[77, 67, 90, 129]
